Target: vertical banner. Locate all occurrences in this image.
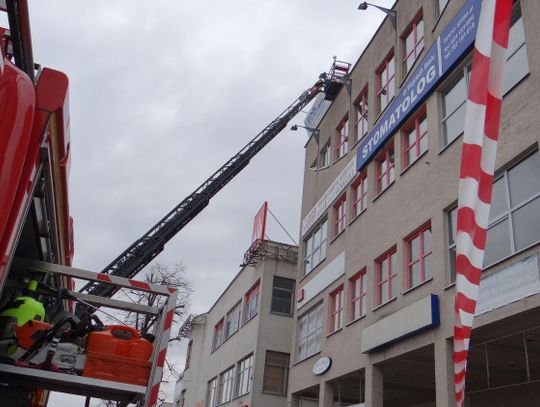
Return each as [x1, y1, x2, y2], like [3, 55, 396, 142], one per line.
[453, 1, 512, 406]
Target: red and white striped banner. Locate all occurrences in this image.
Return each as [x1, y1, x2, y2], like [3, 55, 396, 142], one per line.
[453, 0, 512, 405]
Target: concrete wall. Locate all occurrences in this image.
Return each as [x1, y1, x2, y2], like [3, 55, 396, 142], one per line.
[291, 0, 540, 406]
[179, 241, 297, 407]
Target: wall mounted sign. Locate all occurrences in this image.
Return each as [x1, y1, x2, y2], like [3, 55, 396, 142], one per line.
[304, 93, 331, 129]
[361, 295, 439, 353]
[476, 254, 540, 316]
[297, 251, 345, 309]
[356, 0, 482, 172]
[312, 356, 332, 375]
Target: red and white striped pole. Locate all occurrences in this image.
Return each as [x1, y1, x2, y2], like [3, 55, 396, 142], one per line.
[146, 288, 177, 407]
[453, 0, 512, 405]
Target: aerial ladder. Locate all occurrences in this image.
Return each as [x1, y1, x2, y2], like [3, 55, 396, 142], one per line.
[77, 69, 349, 314]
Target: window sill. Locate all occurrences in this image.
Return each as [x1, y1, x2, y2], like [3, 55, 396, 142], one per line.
[372, 296, 397, 312]
[401, 276, 433, 295]
[374, 96, 396, 124]
[270, 311, 293, 318]
[348, 208, 366, 227]
[400, 149, 429, 176]
[232, 391, 250, 401]
[330, 229, 346, 244]
[444, 281, 456, 290]
[241, 313, 258, 328]
[332, 151, 349, 165]
[373, 181, 395, 203]
[300, 258, 326, 283]
[326, 327, 343, 338]
[346, 314, 366, 327]
[262, 391, 287, 397]
[293, 350, 321, 367]
[438, 132, 462, 156]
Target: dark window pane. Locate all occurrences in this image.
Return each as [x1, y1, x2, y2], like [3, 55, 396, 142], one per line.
[526, 327, 540, 381]
[487, 334, 528, 387]
[513, 196, 540, 251]
[508, 152, 540, 208]
[484, 219, 512, 266]
[467, 344, 488, 392]
[490, 177, 508, 222]
[443, 103, 466, 145]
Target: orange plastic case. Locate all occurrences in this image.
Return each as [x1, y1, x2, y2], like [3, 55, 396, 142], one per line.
[82, 325, 153, 386]
[16, 320, 52, 349]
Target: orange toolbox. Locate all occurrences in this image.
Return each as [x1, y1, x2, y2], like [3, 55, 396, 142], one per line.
[82, 325, 153, 386]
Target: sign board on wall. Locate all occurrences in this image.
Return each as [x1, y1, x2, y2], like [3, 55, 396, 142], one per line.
[301, 159, 356, 236]
[476, 255, 540, 316]
[356, 0, 482, 172]
[297, 252, 345, 309]
[360, 295, 440, 352]
[312, 356, 332, 375]
[304, 93, 331, 129]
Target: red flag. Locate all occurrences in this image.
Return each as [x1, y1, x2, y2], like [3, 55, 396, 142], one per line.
[454, 0, 512, 405]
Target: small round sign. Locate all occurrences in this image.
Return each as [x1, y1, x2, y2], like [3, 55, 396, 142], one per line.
[312, 356, 332, 375]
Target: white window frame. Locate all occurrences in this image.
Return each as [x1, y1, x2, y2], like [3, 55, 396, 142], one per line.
[303, 219, 328, 276]
[235, 354, 253, 397]
[296, 303, 323, 362]
[218, 367, 235, 405]
[225, 301, 242, 339]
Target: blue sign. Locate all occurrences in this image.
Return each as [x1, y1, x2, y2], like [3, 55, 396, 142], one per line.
[356, 0, 482, 172]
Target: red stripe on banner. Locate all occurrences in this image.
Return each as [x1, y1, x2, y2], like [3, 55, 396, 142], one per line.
[455, 292, 477, 314]
[493, 0, 512, 47]
[467, 49, 490, 105]
[456, 255, 482, 286]
[163, 309, 174, 331]
[97, 274, 112, 283]
[129, 280, 151, 290]
[148, 384, 160, 407]
[167, 287, 177, 294]
[477, 173, 495, 204]
[157, 348, 167, 368]
[484, 93, 503, 140]
[456, 207, 487, 249]
[455, 324, 473, 340]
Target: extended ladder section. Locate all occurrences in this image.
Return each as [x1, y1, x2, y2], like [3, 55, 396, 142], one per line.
[78, 78, 329, 310]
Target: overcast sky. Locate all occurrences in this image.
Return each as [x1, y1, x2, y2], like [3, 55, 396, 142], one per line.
[21, 0, 393, 404]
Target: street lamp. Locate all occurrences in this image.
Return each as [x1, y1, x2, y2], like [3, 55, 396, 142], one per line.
[290, 124, 320, 145]
[358, 2, 397, 30]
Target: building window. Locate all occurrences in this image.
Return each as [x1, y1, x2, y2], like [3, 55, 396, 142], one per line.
[437, 0, 449, 17]
[504, 11, 528, 93]
[376, 141, 395, 194]
[349, 270, 367, 321]
[185, 340, 193, 369]
[442, 63, 471, 147]
[218, 367, 235, 404]
[335, 115, 349, 160]
[351, 172, 368, 218]
[235, 354, 253, 397]
[447, 206, 457, 284]
[271, 276, 295, 315]
[354, 88, 369, 143]
[484, 151, 540, 267]
[377, 51, 395, 113]
[225, 301, 242, 339]
[376, 248, 397, 306]
[206, 377, 218, 407]
[304, 219, 328, 276]
[320, 142, 330, 168]
[406, 223, 433, 289]
[263, 351, 289, 395]
[402, 109, 428, 168]
[244, 281, 260, 323]
[296, 303, 323, 361]
[212, 319, 224, 351]
[333, 194, 347, 237]
[402, 13, 424, 74]
[328, 285, 344, 333]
